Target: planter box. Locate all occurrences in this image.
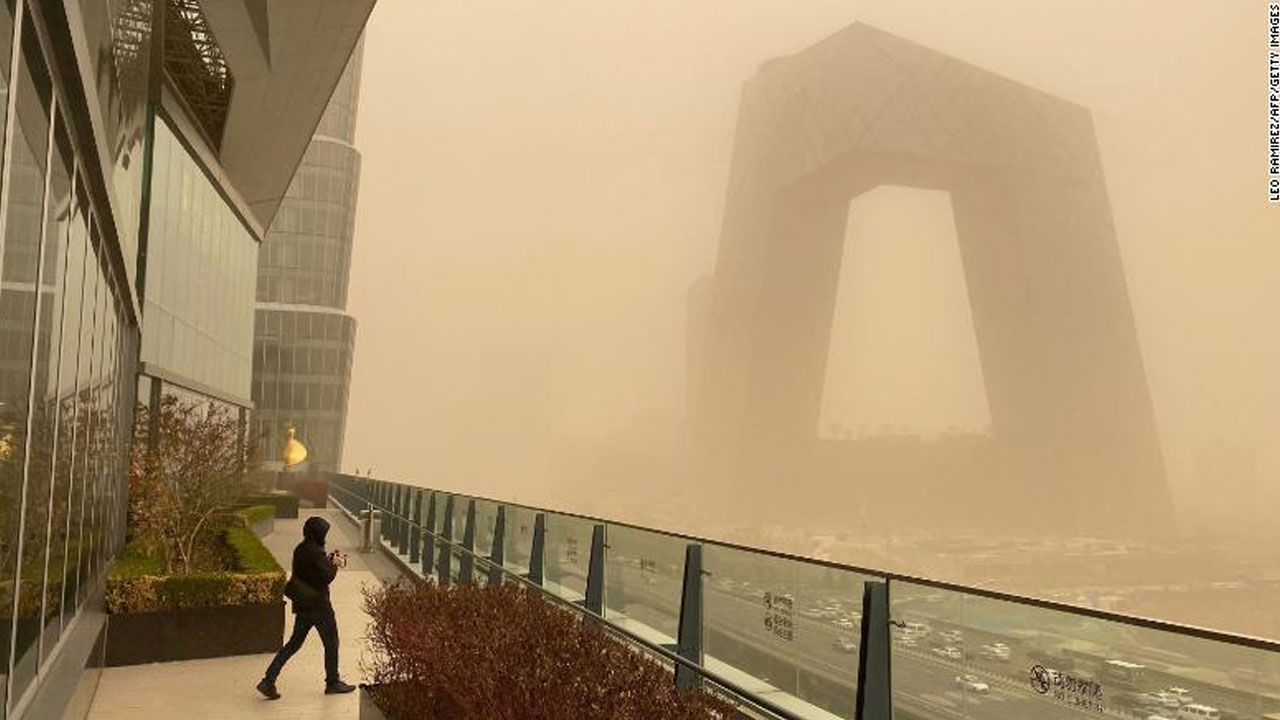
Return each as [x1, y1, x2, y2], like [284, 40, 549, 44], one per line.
[104, 601, 285, 666]
[276, 476, 329, 510]
[359, 685, 390, 720]
[244, 492, 299, 519]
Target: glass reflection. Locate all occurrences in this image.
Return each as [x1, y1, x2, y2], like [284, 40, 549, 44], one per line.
[888, 580, 1280, 720]
[141, 117, 256, 402]
[702, 545, 869, 718]
[1, 16, 53, 700]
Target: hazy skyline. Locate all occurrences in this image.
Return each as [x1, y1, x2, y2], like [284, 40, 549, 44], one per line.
[342, 1, 1278, 533]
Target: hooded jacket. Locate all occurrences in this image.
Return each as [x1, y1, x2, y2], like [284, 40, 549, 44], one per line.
[290, 516, 337, 616]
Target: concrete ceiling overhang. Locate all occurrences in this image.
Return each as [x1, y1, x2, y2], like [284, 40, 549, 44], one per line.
[197, 0, 376, 230]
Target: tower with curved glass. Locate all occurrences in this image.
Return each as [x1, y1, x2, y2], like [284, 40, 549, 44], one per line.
[250, 43, 365, 474]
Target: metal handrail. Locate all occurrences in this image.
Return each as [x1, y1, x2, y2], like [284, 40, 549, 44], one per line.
[332, 475, 1280, 654]
[330, 483, 806, 720]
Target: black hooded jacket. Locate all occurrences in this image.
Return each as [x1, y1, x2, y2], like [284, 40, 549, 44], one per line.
[291, 516, 337, 616]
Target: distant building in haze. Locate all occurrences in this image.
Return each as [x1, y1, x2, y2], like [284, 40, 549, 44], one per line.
[251, 43, 365, 472]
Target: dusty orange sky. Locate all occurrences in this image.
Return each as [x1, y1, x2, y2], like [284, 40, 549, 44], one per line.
[343, 0, 1279, 530]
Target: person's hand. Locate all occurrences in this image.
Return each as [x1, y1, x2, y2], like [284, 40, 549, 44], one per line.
[327, 550, 348, 569]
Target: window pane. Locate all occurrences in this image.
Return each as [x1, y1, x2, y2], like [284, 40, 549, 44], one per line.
[52, 180, 87, 642]
[33, 122, 73, 665]
[71, 235, 103, 608]
[604, 525, 687, 644]
[0, 15, 53, 699]
[702, 545, 871, 718]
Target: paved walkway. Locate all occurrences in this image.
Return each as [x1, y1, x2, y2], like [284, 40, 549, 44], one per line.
[88, 508, 403, 720]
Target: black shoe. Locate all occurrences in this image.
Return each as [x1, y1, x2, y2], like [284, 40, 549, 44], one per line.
[325, 680, 356, 694]
[257, 679, 281, 700]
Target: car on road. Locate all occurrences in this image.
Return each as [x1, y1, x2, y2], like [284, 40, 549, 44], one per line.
[954, 674, 989, 693]
[932, 645, 963, 660]
[1144, 714, 1177, 720]
[939, 629, 964, 644]
[1165, 687, 1194, 705]
[1139, 691, 1183, 709]
[895, 636, 919, 648]
[978, 643, 1011, 661]
[834, 617, 856, 630]
[899, 621, 931, 637]
[1176, 705, 1221, 720]
[832, 636, 858, 653]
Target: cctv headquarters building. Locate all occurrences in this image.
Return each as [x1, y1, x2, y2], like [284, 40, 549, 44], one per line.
[0, 1, 373, 717]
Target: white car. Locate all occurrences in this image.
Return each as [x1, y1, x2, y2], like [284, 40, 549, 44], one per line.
[1175, 705, 1220, 720]
[939, 630, 964, 644]
[896, 637, 919, 648]
[1147, 691, 1183, 709]
[932, 645, 963, 660]
[903, 621, 931, 635]
[979, 644, 1011, 661]
[834, 617, 856, 630]
[1165, 688, 1194, 705]
[955, 674, 989, 693]
[832, 636, 858, 653]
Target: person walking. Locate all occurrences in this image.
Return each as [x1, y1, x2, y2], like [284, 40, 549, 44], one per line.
[257, 516, 356, 698]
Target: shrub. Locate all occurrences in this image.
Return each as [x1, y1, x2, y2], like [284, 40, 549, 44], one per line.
[129, 395, 255, 575]
[362, 580, 735, 720]
[105, 526, 284, 614]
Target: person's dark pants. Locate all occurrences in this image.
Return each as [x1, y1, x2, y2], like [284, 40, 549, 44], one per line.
[264, 607, 339, 685]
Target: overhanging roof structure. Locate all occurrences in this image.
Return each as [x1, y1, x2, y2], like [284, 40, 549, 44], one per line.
[195, 0, 375, 230]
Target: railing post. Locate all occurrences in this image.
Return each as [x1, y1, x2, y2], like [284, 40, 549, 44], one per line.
[409, 490, 422, 564]
[488, 506, 506, 586]
[526, 513, 546, 586]
[675, 543, 703, 690]
[394, 484, 404, 545]
[391, 485, 401, 550]
[423, 492, 437, 577]
[437, 495, 455, 586]
[856, 580, 892, 720]
[398, 486, 410, 553]
[584, 524, 605, 615]
[459, 500, 476, 583]
[379, 483, 390, 541]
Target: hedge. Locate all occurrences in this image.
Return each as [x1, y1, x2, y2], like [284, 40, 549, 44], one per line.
[232, 504, 276, 527]
[106, 524, 285, 615]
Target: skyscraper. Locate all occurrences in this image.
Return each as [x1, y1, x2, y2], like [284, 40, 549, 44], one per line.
[251, 42, 365, 473]
[0, 2, 374, 716]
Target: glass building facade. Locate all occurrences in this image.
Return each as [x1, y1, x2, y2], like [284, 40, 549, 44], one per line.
[0, 5, 137, 717]
[252, 43, 364, 472]
[139, 115, 257, 405]
[0, 0, 372, 716]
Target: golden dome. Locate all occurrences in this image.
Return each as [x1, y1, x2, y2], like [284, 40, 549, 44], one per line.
[282, 426, 308, 468]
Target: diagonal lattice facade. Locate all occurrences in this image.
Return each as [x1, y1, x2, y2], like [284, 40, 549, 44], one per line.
[163, 0, 233, 149]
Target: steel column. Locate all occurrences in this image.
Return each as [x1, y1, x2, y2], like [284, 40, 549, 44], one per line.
[488, 506, 506, 586]
[527, 513, 546, 586]
[675, 543, 704, 690]
[423, 492, 437, 576]
[409, 490, 422, 564]
[856, 580, 892, 720]
[437, 495, 455, 586]
[584, 524, 605, 615]
[459, 500, 476, 582]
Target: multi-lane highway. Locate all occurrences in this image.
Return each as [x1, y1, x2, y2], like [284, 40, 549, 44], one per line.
[595, 552, 1280, 720]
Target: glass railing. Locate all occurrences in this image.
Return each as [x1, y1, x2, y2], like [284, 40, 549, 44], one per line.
[327, 474, 1280, 720]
